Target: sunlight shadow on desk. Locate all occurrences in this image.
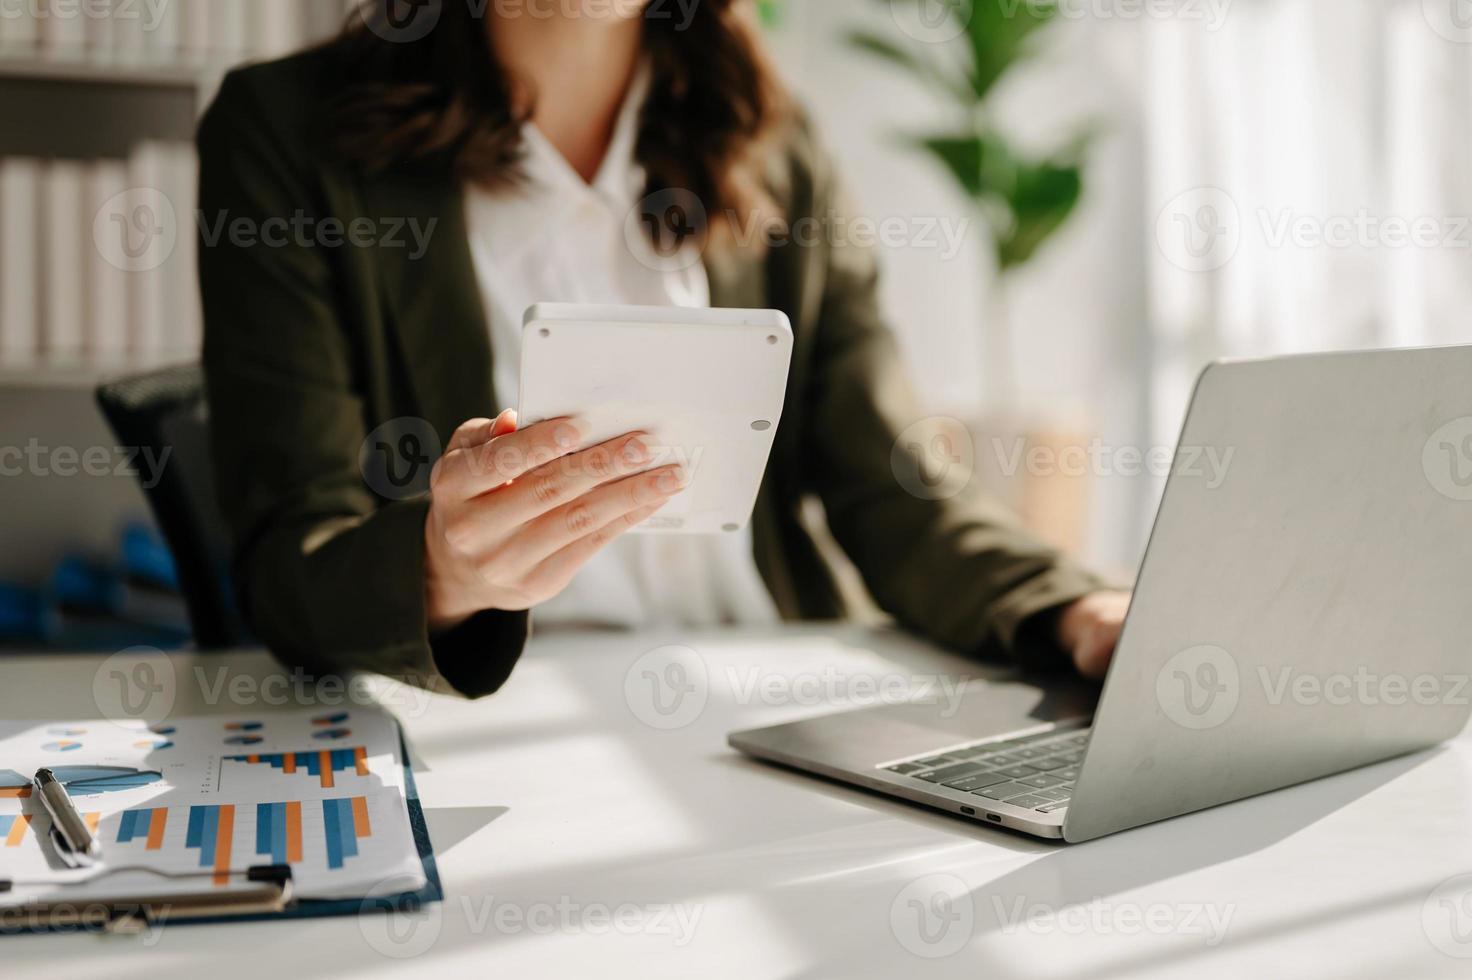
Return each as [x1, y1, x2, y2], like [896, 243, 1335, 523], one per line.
[422, 805, 508, 853]
[964, 748, 1438, 936]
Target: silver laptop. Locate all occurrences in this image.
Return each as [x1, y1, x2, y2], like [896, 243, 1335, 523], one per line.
[730, 346, 1472, 841]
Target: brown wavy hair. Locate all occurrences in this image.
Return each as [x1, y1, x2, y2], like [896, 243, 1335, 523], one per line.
[328, 0, 790, 247]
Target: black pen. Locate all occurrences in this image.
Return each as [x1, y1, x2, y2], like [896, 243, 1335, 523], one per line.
[33, 768, 101, 863]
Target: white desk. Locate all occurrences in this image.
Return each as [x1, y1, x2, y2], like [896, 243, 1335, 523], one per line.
[3, 625, 1471, 979]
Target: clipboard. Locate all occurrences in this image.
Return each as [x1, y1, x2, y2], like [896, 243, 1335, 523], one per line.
[1, 730, 443, 935]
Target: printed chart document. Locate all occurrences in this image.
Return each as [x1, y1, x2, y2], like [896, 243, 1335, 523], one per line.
[0, 706, 425, 908]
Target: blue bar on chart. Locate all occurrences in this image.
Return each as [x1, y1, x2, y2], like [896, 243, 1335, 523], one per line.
[322, 797, 372, 869]
[224, 747, 369, 789]
[116, 807, 168, 849]
[255, 801, 304, 864]
[184, 804, 236, 885]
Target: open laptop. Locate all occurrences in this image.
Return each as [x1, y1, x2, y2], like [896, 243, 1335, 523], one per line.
[729, 346, 1472, 842]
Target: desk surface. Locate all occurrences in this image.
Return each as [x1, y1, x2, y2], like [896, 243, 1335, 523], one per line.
[3, 625, 1471, 979]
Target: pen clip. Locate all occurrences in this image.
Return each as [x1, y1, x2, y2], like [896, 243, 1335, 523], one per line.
[47, 826, 93, 870]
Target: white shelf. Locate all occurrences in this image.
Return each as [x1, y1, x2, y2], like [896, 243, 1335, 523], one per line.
[0, 52, 218, 88]
[0, 356, 197, 389]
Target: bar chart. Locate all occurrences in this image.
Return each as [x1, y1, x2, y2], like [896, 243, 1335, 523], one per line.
[223, 747, 370, 789]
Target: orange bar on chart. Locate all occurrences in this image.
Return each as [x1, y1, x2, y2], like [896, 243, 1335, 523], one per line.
[0, 785, 31, 799]
[285, 801, 303, 863]
[282, 752, 296, 774]
[319, 751, 334, 788]
[353, 746, 368, 777]
[85, 812, 99, 833]
[146, 808, 168, 850]
[213, 805, 235, 886]
[351, 796, 372, 837]
[5, 814, 31, 846]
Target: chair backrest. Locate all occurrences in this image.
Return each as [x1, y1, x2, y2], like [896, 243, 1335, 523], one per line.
[95, 364, 246, 649]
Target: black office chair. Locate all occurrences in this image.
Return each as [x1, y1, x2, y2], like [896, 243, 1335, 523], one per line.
[96, 365, 248, 649]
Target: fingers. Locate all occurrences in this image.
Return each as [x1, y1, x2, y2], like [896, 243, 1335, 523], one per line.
[1072, 618, 1123, 680]
[487, 431, 661, 528]
[433, 414, 585, 501]
[500, 464, 688, 571]
[523, 499, 673, 597]
[445, 409, 517, 453]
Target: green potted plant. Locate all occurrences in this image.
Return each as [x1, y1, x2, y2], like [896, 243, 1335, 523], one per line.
[850, 0, 1095, 550]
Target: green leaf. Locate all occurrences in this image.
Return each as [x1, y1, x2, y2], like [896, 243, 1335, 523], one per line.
[996, 158, 1083, 268]
[962, 0, 1059, 100]
[914, 134, 986, 198]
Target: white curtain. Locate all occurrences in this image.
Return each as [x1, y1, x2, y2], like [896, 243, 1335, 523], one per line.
[1143, 0, 1472, 451]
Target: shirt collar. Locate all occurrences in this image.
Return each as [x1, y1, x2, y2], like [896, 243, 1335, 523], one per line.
[517, 59, 651, 212]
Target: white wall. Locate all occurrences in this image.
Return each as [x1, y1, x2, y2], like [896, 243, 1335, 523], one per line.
[764, 3, 1154, 573]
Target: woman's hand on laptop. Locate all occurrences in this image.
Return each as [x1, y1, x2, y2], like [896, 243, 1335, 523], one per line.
[1058, 591, 1132, 680]
[423, 409, 688, 633]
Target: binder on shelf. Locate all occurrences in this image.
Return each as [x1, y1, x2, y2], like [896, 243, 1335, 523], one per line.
[41, 158, 87, 366]
[39, 0, 89, 59]
[0, 2, 41, 53]
[0, 158, 42, 364]
[127, 141, 170, 358]
[87, 159, 131, 361]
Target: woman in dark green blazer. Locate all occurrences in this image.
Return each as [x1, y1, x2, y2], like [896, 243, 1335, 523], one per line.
[196, 1, 1128, 698]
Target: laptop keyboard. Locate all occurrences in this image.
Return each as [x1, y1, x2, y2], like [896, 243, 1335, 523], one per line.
[880, 728, 1091, 815]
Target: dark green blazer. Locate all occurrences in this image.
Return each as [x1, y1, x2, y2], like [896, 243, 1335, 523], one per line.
[196, 49, 1106, 697]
